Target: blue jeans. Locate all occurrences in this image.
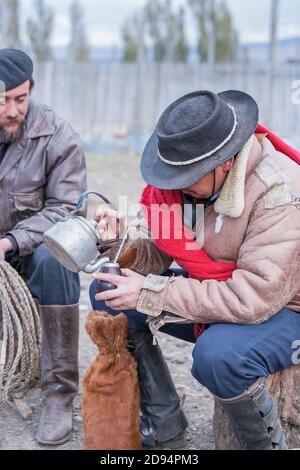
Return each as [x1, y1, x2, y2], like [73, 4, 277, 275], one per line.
[6, 243, 80, 306]
[89, 275, 300, 399]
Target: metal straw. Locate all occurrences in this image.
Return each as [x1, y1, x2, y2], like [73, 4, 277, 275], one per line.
[113, 225, 131, 263]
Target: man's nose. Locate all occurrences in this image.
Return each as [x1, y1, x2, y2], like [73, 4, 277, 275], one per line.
[6, 101, 19, 119]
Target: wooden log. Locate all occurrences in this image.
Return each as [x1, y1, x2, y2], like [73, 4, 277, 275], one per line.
[213, 365, 300, 449]
[7, 397, 33, 420]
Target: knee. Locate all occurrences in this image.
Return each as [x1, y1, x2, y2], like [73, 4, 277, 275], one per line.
[32, 244, 66, 274]
[191, 332, 245, 397]
[27, 244, 80, 305]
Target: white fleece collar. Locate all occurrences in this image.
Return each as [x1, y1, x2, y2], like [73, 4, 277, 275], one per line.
[214, 135, 254, 219]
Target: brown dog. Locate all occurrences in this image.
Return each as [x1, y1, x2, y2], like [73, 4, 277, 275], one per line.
[82, 311, 142, 450]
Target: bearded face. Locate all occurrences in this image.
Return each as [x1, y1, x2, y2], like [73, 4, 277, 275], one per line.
[0, 115, 26, 143]
[0, 80, 31, 144]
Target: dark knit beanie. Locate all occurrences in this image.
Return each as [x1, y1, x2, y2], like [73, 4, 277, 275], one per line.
[0, 48, 33, 92]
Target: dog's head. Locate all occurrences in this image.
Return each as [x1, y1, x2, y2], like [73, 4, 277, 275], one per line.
[85, 311, 129, 354]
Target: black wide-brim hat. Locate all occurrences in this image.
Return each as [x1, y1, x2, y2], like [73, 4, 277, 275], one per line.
[140, 90, 259, 190]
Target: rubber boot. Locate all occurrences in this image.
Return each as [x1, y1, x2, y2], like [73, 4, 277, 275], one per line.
[216, 377, 288, 450]
[36, 304, 79, 446]
[129, 328, 188, 449]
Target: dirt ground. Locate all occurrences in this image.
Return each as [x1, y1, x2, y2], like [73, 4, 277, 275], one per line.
[0, 153, 215, 450]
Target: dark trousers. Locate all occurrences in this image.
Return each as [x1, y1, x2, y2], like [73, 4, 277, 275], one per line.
[6, 243, 80, 306]
[89, 270, 300, 399]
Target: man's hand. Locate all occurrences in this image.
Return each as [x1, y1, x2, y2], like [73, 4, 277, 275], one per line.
[94, 207, 125, 243]
[93, 268, 145, 310]
[0, 237, 13, 261]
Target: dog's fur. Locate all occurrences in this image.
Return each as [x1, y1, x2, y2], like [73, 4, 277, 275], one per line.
[82, 311, 142, 450]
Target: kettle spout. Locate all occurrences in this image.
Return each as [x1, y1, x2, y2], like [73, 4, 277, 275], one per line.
[83, 256, 110, 274]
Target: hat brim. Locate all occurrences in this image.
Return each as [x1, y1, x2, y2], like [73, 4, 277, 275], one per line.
[140, 90, 259, 190]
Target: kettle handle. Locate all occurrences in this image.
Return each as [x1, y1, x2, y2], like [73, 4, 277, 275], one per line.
[83, 256, 110, 274]
[76, 191, 115, 211]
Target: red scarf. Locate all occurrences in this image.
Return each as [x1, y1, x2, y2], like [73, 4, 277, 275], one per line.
[140, 125, 300, 338]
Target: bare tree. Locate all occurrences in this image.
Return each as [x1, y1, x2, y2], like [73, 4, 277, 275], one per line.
[189, 0, 214, 63]
[122, 13, 142, 62]
[267, 0, 280, 128]
[122, 0, 188, 63]
[145, 0, 168, 62]
[205, 0, 215, 66]
[269, 0, 280, 65]
[27, 0, 54, 62]
[68, 0, 90, 63]
[0, 0, 21, 48]
[133, 8, 146, 134]
[169, 6, 189, 62]
[189, 0, 238, 64]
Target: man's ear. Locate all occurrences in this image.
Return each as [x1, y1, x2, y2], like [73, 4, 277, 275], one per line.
[222, 157, 235, 172]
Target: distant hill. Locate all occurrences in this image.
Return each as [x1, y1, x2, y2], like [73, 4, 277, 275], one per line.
[52, 45, 122, 63]
[240, 37, 300, 64]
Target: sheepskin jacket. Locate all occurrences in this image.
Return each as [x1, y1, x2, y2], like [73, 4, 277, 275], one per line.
[105, 134, 300, 325]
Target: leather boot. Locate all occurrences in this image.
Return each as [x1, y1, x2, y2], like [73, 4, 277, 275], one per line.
[129, 328, 188, 449]
[216, 377, 288, 450]
[36, 304, 79, 446]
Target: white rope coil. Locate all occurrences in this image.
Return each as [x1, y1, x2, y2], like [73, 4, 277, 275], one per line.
[0, 261, 42, 408]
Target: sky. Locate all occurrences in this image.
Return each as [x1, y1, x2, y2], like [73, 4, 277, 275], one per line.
[21, 0, 300, 48]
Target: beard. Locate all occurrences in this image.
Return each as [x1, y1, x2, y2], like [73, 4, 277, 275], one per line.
[0, 116, 25, 143]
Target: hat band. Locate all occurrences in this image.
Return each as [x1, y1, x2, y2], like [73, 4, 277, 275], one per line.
[158, 104, 238, 167]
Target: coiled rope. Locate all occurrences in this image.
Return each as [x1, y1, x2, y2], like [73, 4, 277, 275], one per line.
[0, 261, 42, 408]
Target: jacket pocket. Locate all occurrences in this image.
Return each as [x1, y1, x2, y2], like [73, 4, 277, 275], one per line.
[12, 189, 44, 213]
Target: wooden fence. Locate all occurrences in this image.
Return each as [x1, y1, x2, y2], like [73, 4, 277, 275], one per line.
[31, 62, 300, 147]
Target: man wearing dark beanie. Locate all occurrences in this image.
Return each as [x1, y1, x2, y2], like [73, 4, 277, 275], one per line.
[0, 49, 87, 446]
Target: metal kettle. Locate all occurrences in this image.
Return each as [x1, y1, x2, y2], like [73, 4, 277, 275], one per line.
[43, 191, 120, 273]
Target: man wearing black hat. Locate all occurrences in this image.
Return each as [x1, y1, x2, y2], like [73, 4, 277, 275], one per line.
[0, 49, 87, 445]
[90, 90, 300, 450]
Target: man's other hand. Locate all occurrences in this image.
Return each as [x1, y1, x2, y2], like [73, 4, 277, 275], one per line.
[0, 237, 13, 261]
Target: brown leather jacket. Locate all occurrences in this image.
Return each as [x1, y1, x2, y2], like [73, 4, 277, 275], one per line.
[0, 99, 87, 256]
[105, 135, 300, 325]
